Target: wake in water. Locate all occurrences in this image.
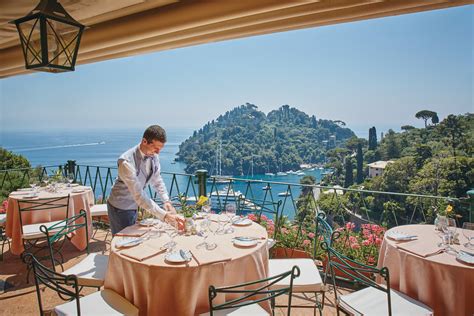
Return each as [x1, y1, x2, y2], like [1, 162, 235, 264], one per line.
[12, 141, 106, 152]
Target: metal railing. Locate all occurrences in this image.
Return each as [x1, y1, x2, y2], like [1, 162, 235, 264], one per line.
[1, 163, 472, 227]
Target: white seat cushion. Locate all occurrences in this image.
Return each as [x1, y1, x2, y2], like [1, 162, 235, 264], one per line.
[90, 204, 108, 217]
[54, 289, 139, 316]
[269, 258, 323, 292]
[339, 286, 433, 316]
[199, 302, 269, 315]
[0, 214, 6, 225]
[62, 253, 109, 287]
[266, 238, 276, 249]
[22, 220, 64, 240]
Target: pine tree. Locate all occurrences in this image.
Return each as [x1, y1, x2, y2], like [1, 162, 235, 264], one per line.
[356, 143, 364, 183]
[368, 126, 378, 150]
[344, 158, 354, 187]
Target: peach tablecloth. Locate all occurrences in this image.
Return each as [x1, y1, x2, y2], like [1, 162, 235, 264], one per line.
[105, 221, 269, 316]
[378, 224, 474, 315]
[5, 187, 94, 255]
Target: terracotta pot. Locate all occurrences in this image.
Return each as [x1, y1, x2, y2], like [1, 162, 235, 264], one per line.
[271, 247, 311, 259]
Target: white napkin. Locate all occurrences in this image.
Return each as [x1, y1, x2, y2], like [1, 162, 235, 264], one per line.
[386, 230, 417, 241]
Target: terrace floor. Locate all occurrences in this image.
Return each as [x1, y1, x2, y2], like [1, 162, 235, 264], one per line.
[0, 229, 347, 315]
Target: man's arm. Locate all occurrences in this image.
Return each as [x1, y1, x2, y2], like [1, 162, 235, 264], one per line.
[118, 160, 167, 220]
[149, 159, 176, 213]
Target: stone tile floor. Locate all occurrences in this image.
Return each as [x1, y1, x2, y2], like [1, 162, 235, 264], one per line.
[0, 229, 347, 315]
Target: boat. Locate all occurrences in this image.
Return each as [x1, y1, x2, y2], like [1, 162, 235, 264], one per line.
[264, 172, 275, 176]
[262, 185, 271, 190]
[210, 187, 244, 206]
[276, 172, 287, 176]
[296, 171, 305, 176]
[278, 191, 291, 197]
[208, 176, 231, 184]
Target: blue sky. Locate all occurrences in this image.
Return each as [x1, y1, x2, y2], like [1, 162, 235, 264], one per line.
[0, 5, 472, 137]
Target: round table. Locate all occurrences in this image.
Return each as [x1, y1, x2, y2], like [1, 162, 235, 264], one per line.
[378, 224, 474, 315]
[5, 186, 94, 255]
[104, 219, 269, 316]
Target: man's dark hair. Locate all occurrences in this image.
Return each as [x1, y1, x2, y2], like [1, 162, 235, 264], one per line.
[143, 125, 167, 143]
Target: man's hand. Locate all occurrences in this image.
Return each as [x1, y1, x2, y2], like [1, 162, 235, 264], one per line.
[164, 212, 184, 229]
[163, 201, 177, 214]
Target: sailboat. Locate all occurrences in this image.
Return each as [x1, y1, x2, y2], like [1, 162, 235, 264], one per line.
[209, 140, 230, 184]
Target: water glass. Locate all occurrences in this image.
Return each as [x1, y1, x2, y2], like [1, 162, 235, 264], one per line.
[441, 218, 456, 250]
[462, 222, 474, 249]
[196, 219, 210, 249]
[224, 203, 236, 234]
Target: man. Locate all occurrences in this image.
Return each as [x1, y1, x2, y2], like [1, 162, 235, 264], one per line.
[107, 125, 181, 235]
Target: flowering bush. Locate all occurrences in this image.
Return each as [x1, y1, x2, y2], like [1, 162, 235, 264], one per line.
[0, 200, 7, 214]
[247, 213, 275, 237]
[332, 222, 385, 266]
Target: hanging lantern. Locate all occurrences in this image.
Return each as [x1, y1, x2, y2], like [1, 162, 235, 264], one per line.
[11, 0, 85, 73]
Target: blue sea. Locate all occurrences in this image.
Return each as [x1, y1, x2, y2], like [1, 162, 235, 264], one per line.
[1, 128, 325, 218]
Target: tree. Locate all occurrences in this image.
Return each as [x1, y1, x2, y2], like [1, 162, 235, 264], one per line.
[344, 158, 354, 188]
[414, 144, 432, 169]
[439, 114, 464, 158]
[368, 126, 378, 150]
[401, 125, 415, 132]
[383, 129, 401, 159]
[356, 143, 364, 184]
[431, 113, 439, 125]
[415, 110, 437, 128]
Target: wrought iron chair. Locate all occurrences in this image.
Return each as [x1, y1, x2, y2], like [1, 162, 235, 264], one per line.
[17, 195, 70, 253]
[41, 209, 109, 289]
[90, 203, 110, 241]
[268, 212, 333, 316]
[201, 265, 300, 316]
[24, 253, 138, 316]
[322, 232, 433, 316]
[0, 213, 10, 261]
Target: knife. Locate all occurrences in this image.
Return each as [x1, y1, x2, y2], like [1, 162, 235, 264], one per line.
[179, 249, 191, 262]
[460, 249, 474, 256]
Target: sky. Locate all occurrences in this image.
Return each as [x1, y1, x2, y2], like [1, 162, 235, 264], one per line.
[0, 5, 472, 138]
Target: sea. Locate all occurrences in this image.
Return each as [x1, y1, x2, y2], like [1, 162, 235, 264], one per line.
[1, 128, 326, 218]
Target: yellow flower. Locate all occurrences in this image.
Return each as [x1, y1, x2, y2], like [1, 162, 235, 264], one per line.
[196, 195, 208, 206]
[446, 205, 453, 214]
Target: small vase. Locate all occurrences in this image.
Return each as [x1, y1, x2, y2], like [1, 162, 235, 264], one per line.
[434, 215, 446, 231]
[184, 217, 195, 236]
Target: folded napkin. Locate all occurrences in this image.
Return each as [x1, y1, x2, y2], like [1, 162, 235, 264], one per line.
[191, 249, 232, 266]
[386, 230, 417, 241]
[121, 243, 166, 261]
[115, 225, 150, 237]
[397, 241, 444, 258]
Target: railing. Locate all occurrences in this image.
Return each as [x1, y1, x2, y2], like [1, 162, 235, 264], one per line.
[1, 163, 473, 227]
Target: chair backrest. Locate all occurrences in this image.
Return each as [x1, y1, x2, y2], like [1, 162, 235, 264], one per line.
[23, 253, 81, 316]
[17, 195, 70, 235]
[314, 212, 333, 258]
[250, 199, 282, 240]
[321, 232, 392, 315]
[208, 265, 300, 316]
[41, 210, 89, 271]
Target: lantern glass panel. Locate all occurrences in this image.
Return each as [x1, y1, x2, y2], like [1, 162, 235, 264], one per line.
[17, 18, 42, 66]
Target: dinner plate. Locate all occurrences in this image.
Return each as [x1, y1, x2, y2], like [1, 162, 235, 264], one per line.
[21, 193, 39, 199]
[18, 188, 33, 192]
[10, 191, 25, 196]
[232, 218, 252, 226]
[386, 230, 417, 241]
[116, 237, 143, 248]
[165, 250, 190, 263]
[139, 218, 159, 226]
[72, 188, 85, 193]
[456, 252, 474, 265]
[233, 237, 258, 247]
[70, 183, 80, 187]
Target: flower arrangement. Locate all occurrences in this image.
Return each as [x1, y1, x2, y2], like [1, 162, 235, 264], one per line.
[437, 204, 454, 217]
[0, 200, 7, 214]
[178, 194, 208, 218]
[332, 222, 385, 266]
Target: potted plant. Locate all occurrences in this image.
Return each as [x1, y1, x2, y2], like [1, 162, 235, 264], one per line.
[178, 194, 208, 235]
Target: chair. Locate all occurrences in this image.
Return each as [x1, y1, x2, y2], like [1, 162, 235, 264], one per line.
[201, 265, 300, 316]
[268, 213, 332, 316]
[24, 253, 138, 316]
[322, 232, 433, 316]
[90, 203, 110, 241]
[0, 213, 11, 261]
[17, 195, 70, 252]
[41, 209, 109, 289]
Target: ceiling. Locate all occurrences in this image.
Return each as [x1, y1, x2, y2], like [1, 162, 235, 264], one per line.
[0, 0, 471, 78]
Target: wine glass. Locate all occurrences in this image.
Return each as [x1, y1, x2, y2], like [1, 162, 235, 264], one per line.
[441, 218, 456, 251]
[462, 222, 474, 249]
[28, 177, 38, 192]
[66, 173, 74, 187]
[224, 203, 236, 234]
[196, 219, 210, 249]
[163, 222, 178, 251]
[201, 198, 212, 219]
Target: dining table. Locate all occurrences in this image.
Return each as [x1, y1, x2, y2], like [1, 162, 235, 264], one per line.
[104, 216, 269, 316]
[377, 224, 474, 316]
[5, 185, 94, 256]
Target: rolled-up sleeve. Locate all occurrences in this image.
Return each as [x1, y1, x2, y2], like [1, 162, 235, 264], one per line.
[149, 158, 170, 203]
[118, 160, 166, 220]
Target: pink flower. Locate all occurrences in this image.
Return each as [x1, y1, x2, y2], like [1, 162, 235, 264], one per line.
[362, 239, 371, 246]
[308, 232, 315, 239]
[375, 237, 383, 246]
[302, 239, 311, 246]
[301, 229, 306, 235]
[349, 236, 358, 244]
[345, 222, 355, 231]
[350, 243, 360, 249]
[367, 256, 375, 265]
[248, 214, 257, 221]
[261, 214, 268, 221]
[281, 227, 288, 235]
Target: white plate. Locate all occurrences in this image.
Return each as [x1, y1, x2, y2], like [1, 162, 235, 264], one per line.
[116, 237, 143, 248]
[233, 238, 258, 247]
[10, 191, 25, 195]
[457, 252, 474, 265]
[139, 218, 158, 226]
[21, 193, 39, 199]
[18, 188, 33, 192]
[165, 250, 190, 263]
[70, 183, 80, 187]
[72, 188, 85, 193]
[232, 218, 252, 226]
[386, 230, 417, 241]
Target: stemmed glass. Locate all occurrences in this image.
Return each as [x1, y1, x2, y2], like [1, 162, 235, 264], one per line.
[462, 222, 474, 249]
[29, 177, 38, 192]
[201, 198, 212, 219]
[163, 222, 178, 251]
[196, 219, 210, 249]
[224, 203, 236, 234]
[441, 218, 457, 251]
[66, 173, 74, 187]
